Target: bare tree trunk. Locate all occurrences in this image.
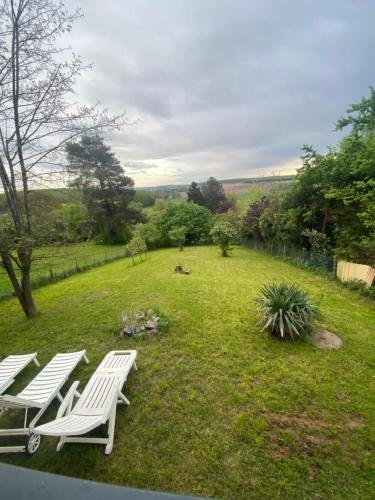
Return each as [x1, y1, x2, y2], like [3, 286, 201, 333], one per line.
[20, 262, 36, 318]
[1, 250, 36, 318]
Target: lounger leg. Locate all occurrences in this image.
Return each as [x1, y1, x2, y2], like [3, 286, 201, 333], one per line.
[118, 392, 130, 405]
[83, 353, 89, 364]
[57, 392, 63, 403]
[105, 402, 117, 454]
[57, 437, 66, 452]
[33, 357, 40, 368]
[133, 361, 137, 371]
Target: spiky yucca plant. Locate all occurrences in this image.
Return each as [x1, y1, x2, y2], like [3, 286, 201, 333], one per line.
[256, 283, 319, 341]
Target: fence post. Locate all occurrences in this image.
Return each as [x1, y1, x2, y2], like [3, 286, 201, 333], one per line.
[75, 257, 78, 271]
[283, 244, 286, 261]
[50, 268, 53, 279]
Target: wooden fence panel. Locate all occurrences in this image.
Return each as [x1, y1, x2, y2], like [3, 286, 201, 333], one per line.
[337, 260, 375, 288]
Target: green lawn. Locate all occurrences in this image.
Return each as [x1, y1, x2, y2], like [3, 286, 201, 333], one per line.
[0, 242, 126, 296]
[0, 246, 374, 499]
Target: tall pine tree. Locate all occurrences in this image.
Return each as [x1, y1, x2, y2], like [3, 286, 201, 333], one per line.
[201, 177, 227, 213]
[187, 181, 204, 205]
[66, 136, 144, 243]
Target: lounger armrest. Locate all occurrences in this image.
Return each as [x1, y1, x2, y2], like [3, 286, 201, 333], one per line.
[56, 381, 80, 419]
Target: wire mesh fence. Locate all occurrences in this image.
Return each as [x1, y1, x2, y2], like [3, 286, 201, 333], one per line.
[0, 245, 131, 300]
[243, 239, 337, 276]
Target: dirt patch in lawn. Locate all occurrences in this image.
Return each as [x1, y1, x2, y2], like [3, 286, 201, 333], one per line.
[264, 411, 365, 459]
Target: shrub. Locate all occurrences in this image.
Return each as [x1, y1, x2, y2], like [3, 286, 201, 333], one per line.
[135, 222, 162, 249]
[169, 226, 187, 251]
[341, 279, 375, 300]
[127, 234, 147, 263]
[210, 222, 237, 257]
[256, 283, 319, 341]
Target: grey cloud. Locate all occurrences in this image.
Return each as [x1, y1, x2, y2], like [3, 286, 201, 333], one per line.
[66, 0, 375, 186]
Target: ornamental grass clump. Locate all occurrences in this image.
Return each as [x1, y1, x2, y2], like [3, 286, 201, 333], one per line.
[256, 282, 319, 341]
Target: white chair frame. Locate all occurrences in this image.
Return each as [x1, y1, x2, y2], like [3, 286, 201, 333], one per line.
[0, 350, 89, 454]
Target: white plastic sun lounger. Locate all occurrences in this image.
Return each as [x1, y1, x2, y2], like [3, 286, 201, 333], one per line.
[0, 350, 89, 454]
[34, 350, 137, 455]
[0, 353, 40, 395]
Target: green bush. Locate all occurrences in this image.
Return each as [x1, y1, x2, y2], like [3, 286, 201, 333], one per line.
[135, 222, 162, 249]
[210, 222, 237, 257]
[127, 234, 147, 264]
[168, 226, 187, 251]
[256, 283, 319, 341]
[341, 279, 375, 300]
[157, 202, 212, 245]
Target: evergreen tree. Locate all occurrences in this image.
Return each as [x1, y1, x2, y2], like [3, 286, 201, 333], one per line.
[201, 177, 227, 213]
[187, 181, 204, 205]
[66, 136, 144, 243]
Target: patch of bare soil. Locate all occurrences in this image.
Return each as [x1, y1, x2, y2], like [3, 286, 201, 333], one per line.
[264, 411, 365, 460]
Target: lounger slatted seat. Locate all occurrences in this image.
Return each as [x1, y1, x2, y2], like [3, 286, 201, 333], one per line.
[34, 350, 137, 454]
[0, 350, 89, 454]
[0, 353, 40, 395]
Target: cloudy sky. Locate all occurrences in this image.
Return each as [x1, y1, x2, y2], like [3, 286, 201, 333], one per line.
[67, 0, 375, 187]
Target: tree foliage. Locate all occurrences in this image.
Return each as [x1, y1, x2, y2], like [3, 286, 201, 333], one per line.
[241, 88, 375, 264]
[127, 234, 147, 264]
[134, 190, 157, 207]
[210, 222, 237, 257]
[201, 177, 227, 213]
[66, 136, 144, 244]
[157, 202, 212, 245]
[169, 226, 187, 251]
[135, 222, 162, 249]
[241, 196, 270, 242]
[187, 182, 204, 205]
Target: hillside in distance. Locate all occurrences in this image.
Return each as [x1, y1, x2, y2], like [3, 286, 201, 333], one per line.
[141, 174, 294, 192]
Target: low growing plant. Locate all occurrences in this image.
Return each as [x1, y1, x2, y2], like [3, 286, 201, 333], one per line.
[256, 282, 319, 341]
[341, 279, 375, 300]
[120, 306, 169, 337]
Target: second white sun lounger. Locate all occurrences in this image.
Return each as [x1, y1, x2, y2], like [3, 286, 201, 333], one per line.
[34, 350, 137, 454]
[0, 353, 40, 395]
[0, 350, 89, 454]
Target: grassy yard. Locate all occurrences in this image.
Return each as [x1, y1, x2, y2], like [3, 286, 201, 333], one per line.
[0, 246, 374, 499]
[0, 242, 126, 297]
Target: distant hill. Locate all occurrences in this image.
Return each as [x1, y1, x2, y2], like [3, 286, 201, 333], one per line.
[141, 175, 294, 192]
[0, 188, 81, 214]
[0, 175, 295, 213]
